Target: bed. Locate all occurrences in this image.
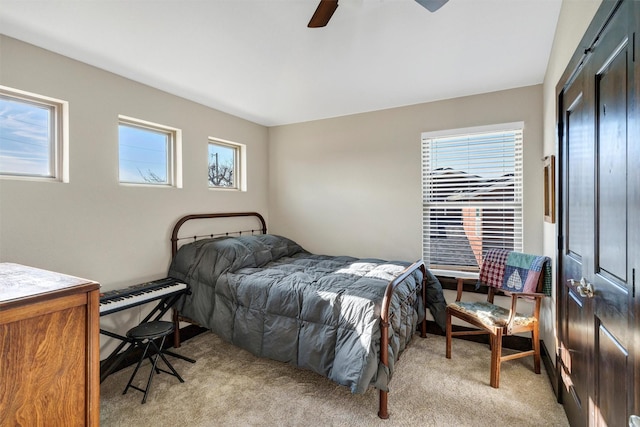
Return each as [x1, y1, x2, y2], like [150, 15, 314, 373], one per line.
[168, 212, 446, 419]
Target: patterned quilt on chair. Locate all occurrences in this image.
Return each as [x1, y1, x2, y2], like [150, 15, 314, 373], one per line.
[478, 249, 551, 295]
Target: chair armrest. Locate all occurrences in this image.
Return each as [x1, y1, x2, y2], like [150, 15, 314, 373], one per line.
[454, 278, 464, 302]
[504, 291, 546, 333]
[432, 270, 478, 302]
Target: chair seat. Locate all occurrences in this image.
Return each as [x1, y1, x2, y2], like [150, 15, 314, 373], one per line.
[447, 301, 536, 329]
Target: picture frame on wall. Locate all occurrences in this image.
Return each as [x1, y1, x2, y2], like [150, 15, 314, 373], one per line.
[543, 155, 555, 224]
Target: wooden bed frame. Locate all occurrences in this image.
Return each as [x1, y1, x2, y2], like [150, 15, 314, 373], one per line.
[169, 212, 428, 419]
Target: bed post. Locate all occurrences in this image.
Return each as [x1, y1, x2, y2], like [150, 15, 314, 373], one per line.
[420, 263, 428, 338]
[377, 260, 427, 419]
[172, 308, 181, 348]
[378, 316, 390, 419]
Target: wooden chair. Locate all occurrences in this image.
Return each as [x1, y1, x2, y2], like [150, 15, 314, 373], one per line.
[445, 249, 551, 388]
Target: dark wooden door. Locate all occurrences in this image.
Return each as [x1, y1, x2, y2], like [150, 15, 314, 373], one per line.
[559, 57, 593, 426]
[557, 1, 638, 426]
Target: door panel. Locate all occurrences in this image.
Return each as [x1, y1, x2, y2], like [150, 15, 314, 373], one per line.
[558, 1, 635, 426]
[562, 288, 591, 426]
[596, 37, 628, 283]
[595, 321, 628, 427]
[592, 12, 631, 425]
[560, 73, 592, 427]
[632, 2, 640, 420]
[566, 89, 591, 262]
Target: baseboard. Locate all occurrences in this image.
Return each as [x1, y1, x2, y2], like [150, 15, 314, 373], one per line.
[541, 340, 561, 402]
[176, 324, 208, 342]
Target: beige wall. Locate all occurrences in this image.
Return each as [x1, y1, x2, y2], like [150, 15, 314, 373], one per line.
[0, 36, 269, 354]
[540, 0, 602, 364]
[268, 85, 544, 260]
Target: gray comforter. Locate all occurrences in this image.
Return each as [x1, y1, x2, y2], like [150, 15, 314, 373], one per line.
[168, 234, 444, 394]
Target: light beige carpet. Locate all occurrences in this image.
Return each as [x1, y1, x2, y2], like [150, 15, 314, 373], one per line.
[100, 331, 568, 426]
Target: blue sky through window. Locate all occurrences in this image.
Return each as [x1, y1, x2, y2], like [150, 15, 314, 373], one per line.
[119, 123, 168, 184]
[429, 131, 517, 179]
[208, 141, 235, 187]
[0, 96, 53, 177]
[208, 143, 234, 167]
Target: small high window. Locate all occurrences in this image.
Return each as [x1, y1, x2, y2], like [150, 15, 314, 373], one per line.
[118, 116, 181, 187]
[0, 86, 68, 181]
[208, 138, 244, 190]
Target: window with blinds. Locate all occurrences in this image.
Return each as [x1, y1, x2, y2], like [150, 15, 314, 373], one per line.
[421, 123, 524, 273]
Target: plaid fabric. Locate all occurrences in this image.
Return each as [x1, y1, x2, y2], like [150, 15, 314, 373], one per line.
[478, 249, 552, 296]
[478, 249, 510, 288]
[541, 262, 552, 296]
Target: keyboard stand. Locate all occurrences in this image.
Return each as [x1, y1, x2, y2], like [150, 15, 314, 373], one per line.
[100, 291, 195, 383]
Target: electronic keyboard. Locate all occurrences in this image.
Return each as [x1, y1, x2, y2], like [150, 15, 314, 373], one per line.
[99, 277, 188, 316]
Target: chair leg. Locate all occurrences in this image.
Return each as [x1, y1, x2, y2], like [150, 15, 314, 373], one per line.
[532, 328, 541, 374]
[445, 309, 452, 359]
[490, 331, 502, 388]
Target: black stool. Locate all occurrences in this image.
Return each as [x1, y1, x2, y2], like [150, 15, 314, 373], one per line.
[122, 321, 184, 403]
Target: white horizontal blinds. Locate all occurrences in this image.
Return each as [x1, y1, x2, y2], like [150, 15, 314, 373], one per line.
[422, 126, 524, 272]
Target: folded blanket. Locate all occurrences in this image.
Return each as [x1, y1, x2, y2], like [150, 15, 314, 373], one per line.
[478, 249, 509, 289]
[478, 249, 552, 296]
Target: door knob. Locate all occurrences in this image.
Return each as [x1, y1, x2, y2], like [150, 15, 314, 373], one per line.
[577, 278, 595, 298]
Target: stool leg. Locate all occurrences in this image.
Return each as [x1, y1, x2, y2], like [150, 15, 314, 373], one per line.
[156, 349, 184, 383]
[123, 341, 150, 396]
[148, 338, 184, 383]
[147, 354, 160, 374]
[140, 336, 167, 404]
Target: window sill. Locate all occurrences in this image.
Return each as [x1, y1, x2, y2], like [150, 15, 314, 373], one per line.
[429, 269, 479, 280]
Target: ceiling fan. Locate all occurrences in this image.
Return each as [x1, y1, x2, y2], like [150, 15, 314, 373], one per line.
[308, 0, 449, 28]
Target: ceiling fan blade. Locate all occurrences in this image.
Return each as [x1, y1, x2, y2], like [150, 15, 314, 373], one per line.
[308, 0, 339, 28]
[415, 0, 449, 12]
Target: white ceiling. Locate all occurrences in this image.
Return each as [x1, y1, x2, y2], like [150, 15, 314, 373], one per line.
[0, 0, 562, 126]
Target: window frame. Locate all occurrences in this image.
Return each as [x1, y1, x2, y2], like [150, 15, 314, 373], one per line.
[0, 85, 69, 182]
[207, 137, 245, 191]
[421, 122, 524, 274]
[118, 115, 182, 188]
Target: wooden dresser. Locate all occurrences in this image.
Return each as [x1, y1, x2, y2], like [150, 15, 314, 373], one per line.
[0, 263, 100, 427]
